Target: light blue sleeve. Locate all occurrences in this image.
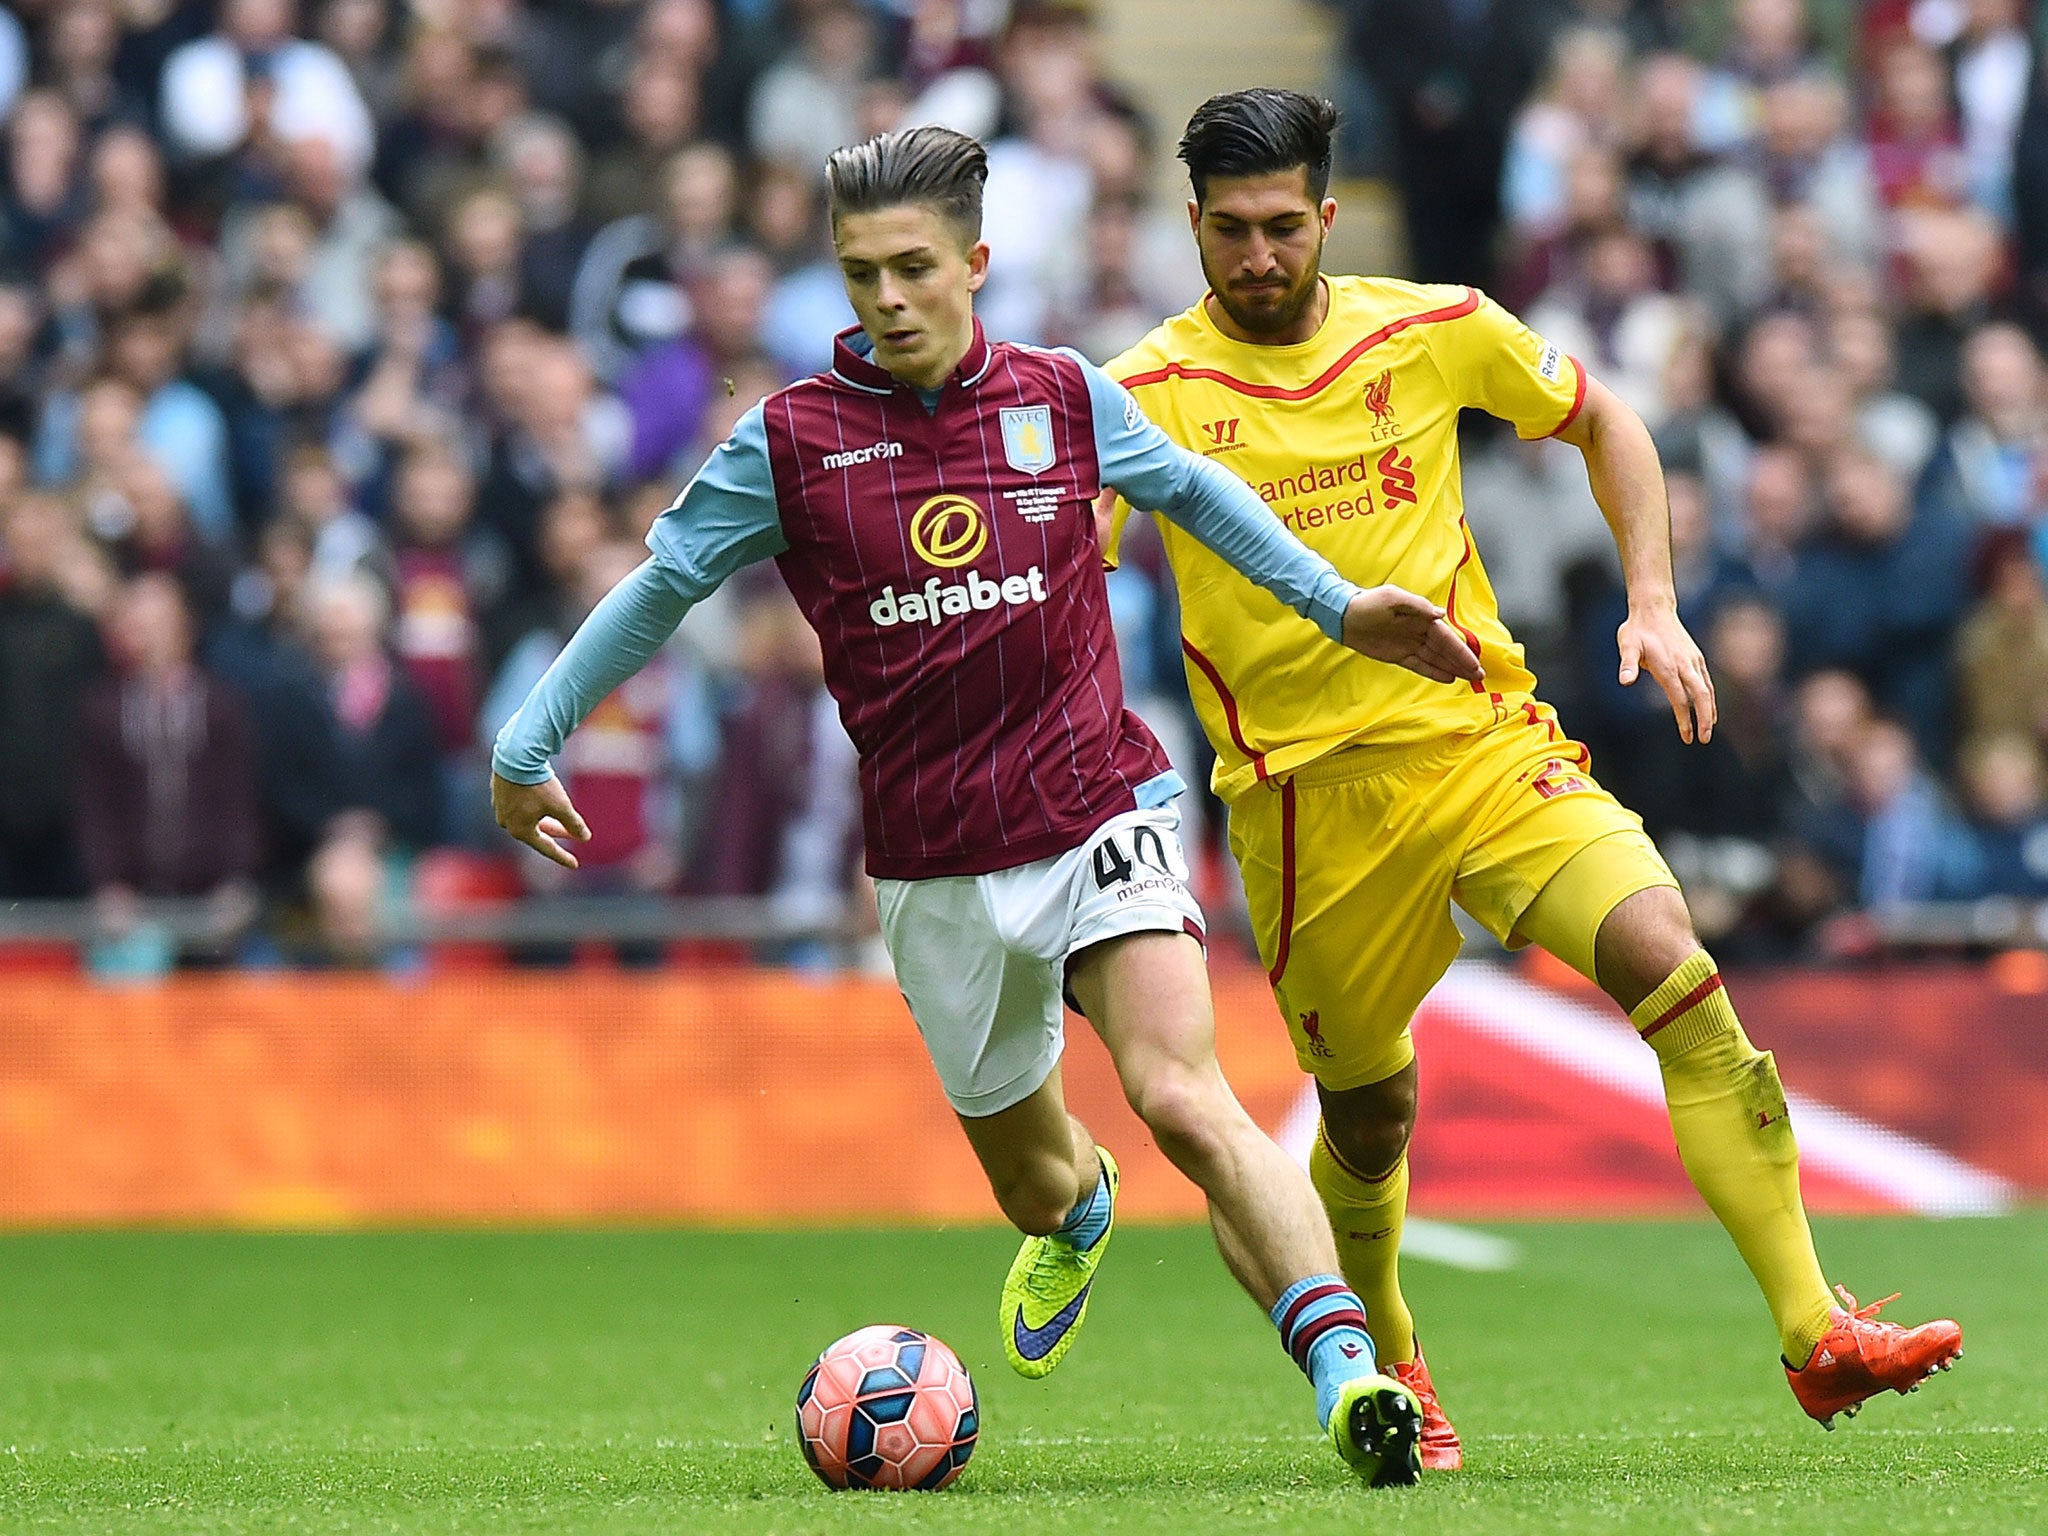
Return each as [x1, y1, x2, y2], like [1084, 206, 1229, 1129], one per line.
[490, 405, 788, 784]
[477, 628, 561, 754]
[1073, 357, 1361, 641]
[644, 402, 789, 596]
[489, 560, 700, 784]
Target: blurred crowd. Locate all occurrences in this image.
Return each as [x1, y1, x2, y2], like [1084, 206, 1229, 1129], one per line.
[1331, 0, 2048, 958]
[0, 0, 1196, 970]
[0, 0, 2043, 972]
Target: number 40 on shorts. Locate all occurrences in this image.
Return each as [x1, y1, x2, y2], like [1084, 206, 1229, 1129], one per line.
[1092, 824, 1178, 890]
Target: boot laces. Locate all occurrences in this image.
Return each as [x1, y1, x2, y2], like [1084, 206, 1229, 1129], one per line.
[1024, 1234, 1083, 1298]
[1834, 1284, 1901, 1325]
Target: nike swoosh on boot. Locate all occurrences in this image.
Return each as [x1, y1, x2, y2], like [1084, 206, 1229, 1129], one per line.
[1011, 1284, 1092, 1362]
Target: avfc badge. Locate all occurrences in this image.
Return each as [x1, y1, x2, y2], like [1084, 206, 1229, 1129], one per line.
[1000, 405, 1056, 476]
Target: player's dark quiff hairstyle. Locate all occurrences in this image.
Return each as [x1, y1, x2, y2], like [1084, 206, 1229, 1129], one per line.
[1177, 88, 1339, 206]
[826, 125, 988, 245]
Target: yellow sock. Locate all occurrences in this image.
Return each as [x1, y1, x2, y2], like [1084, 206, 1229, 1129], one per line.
[1631, 950, 1834, 1364]
[1309, 1123, 1416, 1366]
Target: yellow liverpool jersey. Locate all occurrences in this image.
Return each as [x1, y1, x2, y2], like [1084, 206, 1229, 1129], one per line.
[1107, 276, 1588, 801]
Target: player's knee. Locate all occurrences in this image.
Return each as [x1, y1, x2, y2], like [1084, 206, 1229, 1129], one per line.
[1125, 1063, 1233, 1174]
[1595, 887, 1702, 1010]
[1318, 1080, 1415, 1180]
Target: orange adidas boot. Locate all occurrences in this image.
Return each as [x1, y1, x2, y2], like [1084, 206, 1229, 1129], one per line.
[1784, 1286, 1962, 1430]
[1387, 1348, 1462, 1470]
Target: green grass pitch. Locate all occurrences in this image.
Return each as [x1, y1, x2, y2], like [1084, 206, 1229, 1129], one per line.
[0, 1215, 2040, 1534]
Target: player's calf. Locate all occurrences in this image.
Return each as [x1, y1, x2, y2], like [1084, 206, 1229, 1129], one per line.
[986, 1151, 1093, 1237]
[1625, 948, 1838, 1365]
[958, 1086, 1099, 1237]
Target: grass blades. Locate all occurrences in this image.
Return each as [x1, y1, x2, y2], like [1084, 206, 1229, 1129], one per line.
[0, 1215, 2039, 1534]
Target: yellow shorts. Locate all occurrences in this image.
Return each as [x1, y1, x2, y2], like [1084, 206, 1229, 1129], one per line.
[1227, 703, 1677, 1090]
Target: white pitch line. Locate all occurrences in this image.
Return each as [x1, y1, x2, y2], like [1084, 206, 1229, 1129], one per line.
[1425, 963, 2017, 1217]
[1400, 1218, 1520, 1272]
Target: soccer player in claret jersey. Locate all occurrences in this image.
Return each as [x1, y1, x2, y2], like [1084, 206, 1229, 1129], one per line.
[491, 125, 1497, 1487]
[1105, 89, 1963, 1463]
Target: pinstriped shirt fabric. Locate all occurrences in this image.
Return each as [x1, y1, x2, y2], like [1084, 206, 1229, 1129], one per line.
[494, 319, 1361, 881]
[762, 322, 1169, 880]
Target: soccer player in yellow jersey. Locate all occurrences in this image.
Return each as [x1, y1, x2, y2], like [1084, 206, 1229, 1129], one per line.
[1105, 89, 1962, 1463]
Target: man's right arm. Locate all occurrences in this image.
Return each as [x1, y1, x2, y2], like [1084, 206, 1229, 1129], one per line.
[488, 559, 705, 785]
[490, 404, 786, 859]
[1078, 359, 1483, 685]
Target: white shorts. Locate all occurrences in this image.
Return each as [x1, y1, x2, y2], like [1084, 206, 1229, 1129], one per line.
[876, 804, 1206, 1118]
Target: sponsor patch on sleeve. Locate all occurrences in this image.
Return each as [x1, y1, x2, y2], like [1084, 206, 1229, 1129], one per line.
[1538, 342, 1563, 382]
[1124, 392, 1142, 429]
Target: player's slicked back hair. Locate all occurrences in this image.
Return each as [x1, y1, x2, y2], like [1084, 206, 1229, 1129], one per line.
[1178, 88, 1339, 205]
[826, 125, 988, 245]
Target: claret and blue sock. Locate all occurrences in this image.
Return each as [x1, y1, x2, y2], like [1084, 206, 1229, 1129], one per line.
[1051, 1157, 1114, 1252]
[1270, 1273, 1379, 1429]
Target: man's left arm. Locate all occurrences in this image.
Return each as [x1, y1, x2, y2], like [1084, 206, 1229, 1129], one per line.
[1554, 376, 1717, 743]
[1075, 358, 1482, 687]
[1439, 291, 1717, 744]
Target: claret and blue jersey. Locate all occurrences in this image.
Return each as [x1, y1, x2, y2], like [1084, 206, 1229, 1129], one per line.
[494, 319, 1362, 882]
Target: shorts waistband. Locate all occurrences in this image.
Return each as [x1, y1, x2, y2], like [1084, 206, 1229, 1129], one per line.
[1280, 731, 1481, 789]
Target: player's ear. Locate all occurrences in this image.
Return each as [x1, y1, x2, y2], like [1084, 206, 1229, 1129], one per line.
[964, 240, 990, 292]
[1186, 198, 1200, 236]
[1320, 197, 1337, 237]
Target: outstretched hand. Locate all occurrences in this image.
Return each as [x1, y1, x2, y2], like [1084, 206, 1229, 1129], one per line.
[1341, 586, 1486, 686]
[491, 771, 592, 869]
[1618, 603, 1716, 743]
[1613, 602, 1712, 745]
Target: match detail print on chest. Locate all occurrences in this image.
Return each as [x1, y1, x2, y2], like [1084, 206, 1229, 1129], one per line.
[994, 402, 1069, 528]
[875, 394, 1078, 558]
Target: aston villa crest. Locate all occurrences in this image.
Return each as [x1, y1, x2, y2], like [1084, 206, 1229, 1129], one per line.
[1000, 405, 1056, 475]
[1363, 369, 1399, 441]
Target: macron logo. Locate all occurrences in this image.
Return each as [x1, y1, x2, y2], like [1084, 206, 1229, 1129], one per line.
[869, 566, 1048, 628]
[822, 440, 904, 471]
